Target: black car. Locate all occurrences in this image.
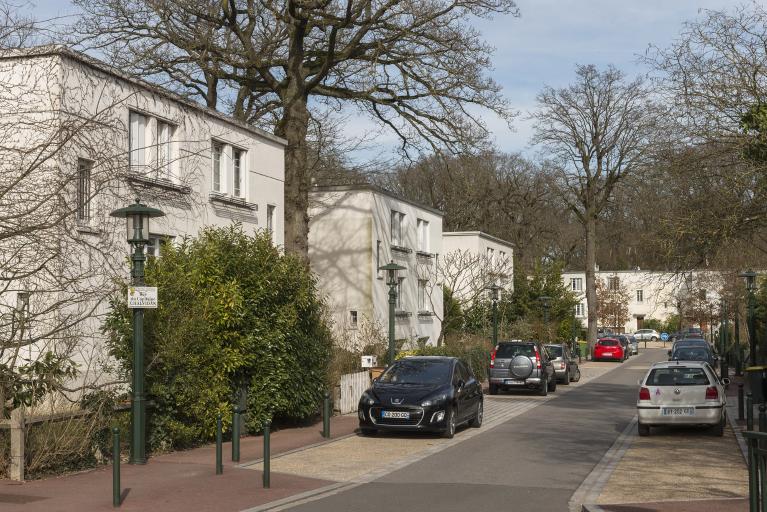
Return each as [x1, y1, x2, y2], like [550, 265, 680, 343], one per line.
[615, 335, 631, 360]
[669, 344, 718, 367]
[358, 356, 483, 439]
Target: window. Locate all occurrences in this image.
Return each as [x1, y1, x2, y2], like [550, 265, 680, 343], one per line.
[608, 276, 620, 291]
[574, 303, 585, 317]
[146, 234, 174, 258]
[418, 280, 428, 311]
[636, 289, 644, 303]
[212, 142, 223, 192]
[266, 204, 276, 240]
[129, 112, 147, 167]
[233, 149, 243, 197]
[76, 159, 92, 223]
[376, 240, 382, 279]
[571, 278, 583, 291]
[416, 218, 429, 252]
[390, 210, 404, 246]
[349, 310, 358, 329]
[156, 121, 175, 180]
[486, 247, 494, 260]
[499, 250, 506, 262]
[395, 277, 404, 309]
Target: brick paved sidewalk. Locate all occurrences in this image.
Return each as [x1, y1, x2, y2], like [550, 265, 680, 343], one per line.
[0, 415, 359, 512]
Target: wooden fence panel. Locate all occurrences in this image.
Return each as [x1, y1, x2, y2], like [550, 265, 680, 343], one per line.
[339, 371, 370, 414]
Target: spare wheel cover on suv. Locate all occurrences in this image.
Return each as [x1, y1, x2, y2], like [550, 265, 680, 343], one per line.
[509, 355, 534, 379]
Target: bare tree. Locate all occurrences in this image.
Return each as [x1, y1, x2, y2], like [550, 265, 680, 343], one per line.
[72, 0, 518, 261]
[595, 277, 630, 332]
[531, 65, 660, 353]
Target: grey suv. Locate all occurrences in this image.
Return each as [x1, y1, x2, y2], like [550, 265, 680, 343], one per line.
[488, 341, 556, 396]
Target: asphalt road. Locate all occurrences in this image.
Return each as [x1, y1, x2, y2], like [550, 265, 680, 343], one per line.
[287, 349, 666, 512]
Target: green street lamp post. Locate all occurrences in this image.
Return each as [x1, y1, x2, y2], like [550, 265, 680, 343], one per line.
[488, 284, 502, 347]
[539, 296, 552, 342]
[721, 300, 729, 381]
[380, 261, 405, 366]
[740, 270, 757, 366]
[110, 199, 165, 465]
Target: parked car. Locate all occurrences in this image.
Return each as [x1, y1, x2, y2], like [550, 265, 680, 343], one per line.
[358, 356, 483, 438]
[627, 335, 639, 355]
[670, 344, 718, 367]
[615, 335, 631, 360]
[633, 329, 660, 341]
[488, 341, 557, 396]
[669, 327, 703, 342]
[545, 343, 581, 385]
[636, 360, 728, 436]
[668, 338, 711, 358]
[594, 337, 626, 362]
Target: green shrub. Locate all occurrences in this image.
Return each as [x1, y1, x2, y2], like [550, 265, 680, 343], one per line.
[396, 336, 492, 381]
[103, 226, 333, 450]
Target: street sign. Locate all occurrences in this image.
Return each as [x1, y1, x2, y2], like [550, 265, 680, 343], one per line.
[660, 332, 669, 341]
[128, 286, 158, 308]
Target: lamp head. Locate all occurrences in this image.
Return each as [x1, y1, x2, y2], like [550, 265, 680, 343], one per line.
[379, 261, 406, 286]
[110, 198, 165, 244]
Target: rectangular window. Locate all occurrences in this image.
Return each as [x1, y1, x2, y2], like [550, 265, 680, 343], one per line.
[486, 247, 494, 260]
[571, 278, 583, 292]
[146, 234, 174, 258]
[390, 210, 404, 246]
[396, 277, 404, 310]
[212, 142, 222, 192]
[636, 289, 644, 303]
[129, 112, 146, 167]
[418, 280, 428, 311]
[499, 250, 506, 261]
[376, 240, 382, 279]
[608, 277, 620, 291]
[76, 159, 92, 223]
[416, 218, 429, 252]
[349, 310, 358, 329]
[233, 149, 243, 197]
[575, 303, 585, 317]
[156, 121, 174, 180]
[266, 204, 276, 239]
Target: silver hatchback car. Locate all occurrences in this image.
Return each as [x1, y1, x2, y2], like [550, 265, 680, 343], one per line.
[636, 361, 729, 436]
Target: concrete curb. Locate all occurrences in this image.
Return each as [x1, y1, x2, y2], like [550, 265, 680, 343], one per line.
[568, 415, 638, 512]
[725, 399, 749, 464]
[581, 505, 607, 512]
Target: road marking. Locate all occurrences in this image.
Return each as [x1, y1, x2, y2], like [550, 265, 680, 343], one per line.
[568, 415, 638, 512]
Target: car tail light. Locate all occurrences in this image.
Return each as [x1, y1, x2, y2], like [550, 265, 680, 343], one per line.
[706, 386, 719, 400]
[638, 387, 651, 401]
[490, 347, 497, 368]
[534, 347, 541, 369]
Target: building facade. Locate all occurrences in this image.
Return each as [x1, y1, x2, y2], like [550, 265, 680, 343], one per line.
[309, 185, 443, 347]
[0, 46, 286, 392]
[563, 269, 724, 333]
[441, 231, 515, 301]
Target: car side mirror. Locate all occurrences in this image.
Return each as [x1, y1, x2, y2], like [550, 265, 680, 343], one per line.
[722, 378, 731, 386]
[456, 379, 465, 391]
[372, 377, 380, 383]
[667, 350, 672, 356]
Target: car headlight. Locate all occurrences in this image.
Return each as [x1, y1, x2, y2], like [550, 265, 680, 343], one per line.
[421, 394, 448, 407]
[360, 392, 376, 406]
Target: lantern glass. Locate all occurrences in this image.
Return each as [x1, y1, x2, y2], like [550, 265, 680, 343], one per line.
[387, 268, 397, 286]
[127, 213, 150, 243]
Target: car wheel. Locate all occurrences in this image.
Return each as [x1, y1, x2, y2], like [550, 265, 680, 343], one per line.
[443, 407, 456, 438]
[489, 383, 498, 395]
[538, 377, 548, 396]
[572, 368, 581, 382]
[360, 427, 377, 436]
[713, 414, 725, 437]
[638, 423, 650, 437]
[651, 336, 658, 341]
[469, 401, 483, 428]
[548, 375, 557, 392]
[562, 369, 570, 385]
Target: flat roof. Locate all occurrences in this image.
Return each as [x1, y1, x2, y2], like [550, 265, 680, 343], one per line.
[312, 184, 444, 216]
[0, 45, 287, 146]
[443, 231, 515, 249]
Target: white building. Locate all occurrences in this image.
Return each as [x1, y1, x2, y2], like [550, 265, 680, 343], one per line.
[309, 185, 443, 347]
[441, 231, 514, 301]
[563, 269, 724, 333]
[0, 46, 285, 390]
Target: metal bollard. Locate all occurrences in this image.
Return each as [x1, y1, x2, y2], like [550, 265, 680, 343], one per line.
[263, 420, 271, 488]
[323, 392, 331, 439]
[216, 414, 223, 475]
[747, 392, 754, 431]
[113, 428, 121, 508]
[760, 404, 766, 433]
[739, 383, 745, 421]
[232, 410, 240, 462]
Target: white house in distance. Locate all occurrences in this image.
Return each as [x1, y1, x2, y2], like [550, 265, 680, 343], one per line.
[441, 231, 515, 301]
[308, 184, 444, 347]
[0, 46, 285, 391]
[563, 269, 724, 333]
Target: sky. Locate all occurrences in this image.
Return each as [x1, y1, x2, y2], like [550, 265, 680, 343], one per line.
[25, 0, 749, 157]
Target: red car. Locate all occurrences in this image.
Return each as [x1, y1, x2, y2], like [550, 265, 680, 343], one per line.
[594, 338, 625, 362]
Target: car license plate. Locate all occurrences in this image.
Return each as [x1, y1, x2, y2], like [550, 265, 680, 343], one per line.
[504, 379, 524, 385]
[661, 407, 695, 416]
[382, 410, 409, 419]
[604, 352, 613, 356]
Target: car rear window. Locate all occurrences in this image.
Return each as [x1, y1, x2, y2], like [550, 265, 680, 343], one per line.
[546, 345, 563, 358]
[496, 344, 535, 358]
[672, 348, 711, 361]
[646, 367, 710, 386]
[598, 339, 618, 346]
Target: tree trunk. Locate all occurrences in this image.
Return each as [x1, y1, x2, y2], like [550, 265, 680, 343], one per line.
[585, 214, 598, 357]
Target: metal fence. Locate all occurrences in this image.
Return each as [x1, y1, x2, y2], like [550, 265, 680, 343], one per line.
[744, 430, 767, 511]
